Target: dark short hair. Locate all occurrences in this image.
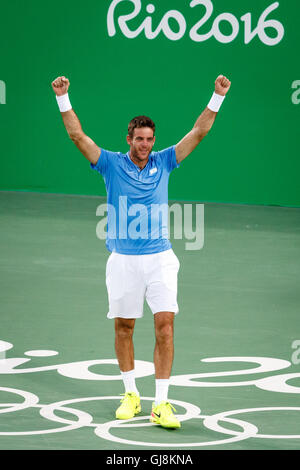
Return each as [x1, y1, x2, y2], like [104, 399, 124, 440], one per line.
[128, 116, 155, 139]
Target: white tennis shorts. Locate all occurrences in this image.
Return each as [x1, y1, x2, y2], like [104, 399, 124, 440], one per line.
[105, 249, 180, 319]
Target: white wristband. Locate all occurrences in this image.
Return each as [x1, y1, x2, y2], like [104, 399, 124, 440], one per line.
[207, 92, 225, 112]
[56, 93, 72, 112]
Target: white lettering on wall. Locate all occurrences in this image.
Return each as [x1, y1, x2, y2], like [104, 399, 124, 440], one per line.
[107, 0, 285, 46]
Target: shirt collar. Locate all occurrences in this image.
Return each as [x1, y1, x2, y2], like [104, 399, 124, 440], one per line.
[126, 151, 152, 172]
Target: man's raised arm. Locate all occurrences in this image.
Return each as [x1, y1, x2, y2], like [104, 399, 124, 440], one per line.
[175, 75, 231, 164]
[51, 76, 100, 165]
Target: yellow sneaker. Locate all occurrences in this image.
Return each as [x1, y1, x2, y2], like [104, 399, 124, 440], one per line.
[150, 401, 181, 429]
[116, 392, 141, 420]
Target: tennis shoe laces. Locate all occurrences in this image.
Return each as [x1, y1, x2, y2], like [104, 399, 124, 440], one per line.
[150, 401, 181, 429]
[115, 392, 141, 420]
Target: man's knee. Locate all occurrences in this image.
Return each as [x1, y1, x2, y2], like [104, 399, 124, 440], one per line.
[115, 318, 135, 339]
[154, 312, 174, 342]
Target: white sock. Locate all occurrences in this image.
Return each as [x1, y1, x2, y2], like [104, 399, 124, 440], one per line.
[121, 369, 139, 395]
[155, 379, 170, 405]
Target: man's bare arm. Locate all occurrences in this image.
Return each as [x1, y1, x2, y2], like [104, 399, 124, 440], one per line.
[175, 75, 231, 164]
[52, 76, 100, 165]
[59, 108, 101, 165]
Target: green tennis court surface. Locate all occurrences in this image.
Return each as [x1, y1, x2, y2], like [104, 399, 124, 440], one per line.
[0, 191, 300, 450]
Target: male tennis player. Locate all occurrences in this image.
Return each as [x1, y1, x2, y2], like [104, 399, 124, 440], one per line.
[52, 75, 231, 429]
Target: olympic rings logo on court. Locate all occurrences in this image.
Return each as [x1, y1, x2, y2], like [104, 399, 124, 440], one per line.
[1, 339, 300, 447]
[2, 389, 300, 447]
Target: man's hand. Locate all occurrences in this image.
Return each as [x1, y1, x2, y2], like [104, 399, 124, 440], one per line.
[52, 76, 70, 96]
[215, 75, 231, 96]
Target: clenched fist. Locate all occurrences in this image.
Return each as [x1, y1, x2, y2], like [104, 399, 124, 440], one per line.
[215, 75, 231, 96]
[52, 76, 70, 96]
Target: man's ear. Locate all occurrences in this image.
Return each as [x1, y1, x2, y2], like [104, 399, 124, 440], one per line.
[126, 135, 131, 146]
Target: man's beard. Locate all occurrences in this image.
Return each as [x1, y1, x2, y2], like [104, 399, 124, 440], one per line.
[131, 146, 152, 161]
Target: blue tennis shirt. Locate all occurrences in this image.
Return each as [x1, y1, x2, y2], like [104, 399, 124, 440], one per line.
[91, 145, 180, 254]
